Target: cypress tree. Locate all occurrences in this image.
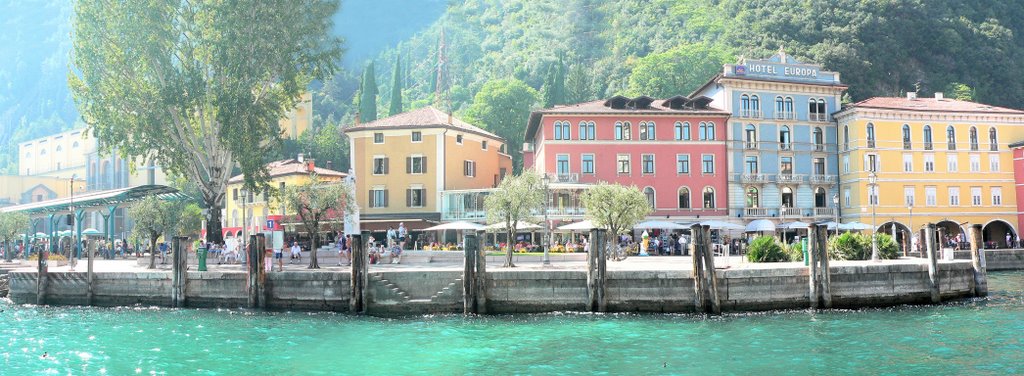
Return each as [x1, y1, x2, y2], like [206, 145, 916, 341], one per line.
[554, 56, 566, 105]
[359, 62, 378, 122]
[389, 55, 403, 116]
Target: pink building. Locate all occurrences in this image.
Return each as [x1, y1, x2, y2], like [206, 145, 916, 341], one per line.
[523, 95, 731, 221]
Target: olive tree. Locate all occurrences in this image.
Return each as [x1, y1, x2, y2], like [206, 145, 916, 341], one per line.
[282, 176, 356, 269]
[0, 212, 30, 262]
[581, 182, 651, 247]
[484, 171, 545, 267]
[129, 196, 185, 269]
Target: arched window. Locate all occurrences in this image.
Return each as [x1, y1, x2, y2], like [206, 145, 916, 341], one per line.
[40, 149, 47, 156]
[866, 123, 875, 148]
[678, 187, 690, 209]
[816, 99, 826, 121]
[746, 187, 759, 208]
[969, 127, 979, 150]
[741, 94, 750, 116]
[779, 125, 791, 150]
[639, 121, 655, 141]
[622, 121, 631, 140]
[990, 127, 999, 151]
[705, 122, 715, 140]
[923, 125, 933, 150]
[775, 96, 785, 118]
[674, 122, 683, 140]
[643, 187, 655, 209]
[813, 127, 824, 150]
[751, 95, 760, 116]
[814, 187, 827, 208]
[72, 141, 79, 148]
[781, 187, 794, 208]
[745, 124, 756, 148]
[843, 125, 850, 151]
[784, 97, 794, 119]
[902, 124, 911, 149]
[675, 122, 690, 140]
[947, 125, 956, 150]
[56, 145, 63, 152]
[614, 121, 624, 140]
[703, 187, 716, 209]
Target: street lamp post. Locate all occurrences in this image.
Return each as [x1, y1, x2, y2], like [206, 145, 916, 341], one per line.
[542, 173, 551, 266]
[832, 193, 839, 239]
[908, 203, 914, 257]
[869, 171, 879, 261]
[780, 205, 786, 244]
[241, 188, 249, 258]
[69, 175, 77, 272]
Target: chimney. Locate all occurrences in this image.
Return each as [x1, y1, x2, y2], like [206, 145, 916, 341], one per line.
[355, 112, 361, 125]
[934, 92, 944, 100]
[306, 159, 316, 173]
[447, 112, 453, 125]
[326, 160, 333, 170]
[297, 153, 304, 163]
[907, 92, 917, 100]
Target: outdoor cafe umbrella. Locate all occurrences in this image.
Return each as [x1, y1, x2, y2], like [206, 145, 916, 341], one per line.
[633, 220, 688, 230]
[81, 228, 103, 236]
[57, 230, 71, 237]
[778, 221, 810, 230]
[745, 219, 777, 233]
[699, 220, 745, 231]
[839, 221, 873, 231]
[557, 220, 596, 231]
[422, 221, 485, 231]
[34, 232, 48, 238]
[483, 222, 542, 231]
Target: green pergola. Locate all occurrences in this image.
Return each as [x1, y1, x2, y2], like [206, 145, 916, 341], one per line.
[1, 184, 189, 258]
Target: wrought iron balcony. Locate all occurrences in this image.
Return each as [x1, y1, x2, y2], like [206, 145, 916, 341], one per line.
[553, 173, 579, 183]
[740, 110, 763, 119]
[740, 174, 769, 183]
[809, 175, 836, 185]
[809, 113, 828, 122]
[776, 174, 803, 184]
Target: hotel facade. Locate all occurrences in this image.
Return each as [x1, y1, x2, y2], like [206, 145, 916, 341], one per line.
[835, 94, 1024, 248]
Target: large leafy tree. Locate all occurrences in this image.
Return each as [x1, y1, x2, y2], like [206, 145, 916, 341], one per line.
[281, 176, 356, 269]
[581, 182, 651, 246]
[68, 0, 344, 244]
[129, 196, 186, 269]
[484, 171, 545, 268]
[0, 212, 30, 262]
[463, 78, 540, 172]
[626, 43, 733, 98]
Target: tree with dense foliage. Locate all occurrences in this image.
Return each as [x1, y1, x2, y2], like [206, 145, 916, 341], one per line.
[281, 176, 356, 269]
[747, 236, 787, 263]
[68, 0, 344, 245]
[626, 43, 733, 97]
[484, 171, 546, 268]
[828, 232, 897, 260]
[542, 57, 566, 108]
[129, 196, 185, 269]
[0, 212, 30, 262]
[463, 78, 540, 172]
[389, 55, 403, 116]
[581, 182, 651, 247]
[358, 62, 378, 122]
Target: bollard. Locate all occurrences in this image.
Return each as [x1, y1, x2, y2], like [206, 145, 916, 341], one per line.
[349, 232, 368, 314]
[197, 246, 208, 272]
[463, 233, 478, 314]
[968, 224, 988, 297]
[475, 230, 488, 314]
[586, 228, 606, 312]
[924, 224, 941, 303]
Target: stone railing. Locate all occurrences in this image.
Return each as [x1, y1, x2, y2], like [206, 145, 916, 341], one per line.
[814, 207, 836, 217]
[809, 175, 836, 185]
[744, 207, 770, 217]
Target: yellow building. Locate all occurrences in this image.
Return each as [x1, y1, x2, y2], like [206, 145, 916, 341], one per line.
[344, 107, 513, 232]
[835, 93, 1024, 249]
[222, 157, 347, 238]
[18, 129, 93, 178]
[280, 92, 313, 139]
[0, 175, 87, 207]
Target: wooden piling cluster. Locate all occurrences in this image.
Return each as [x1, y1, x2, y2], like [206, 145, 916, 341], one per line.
[586, 228, 607, 312]
[690, 224, 720, 314]
[924, 223, 941, 303]
[462, 232, 487, 314]
[968, 224, 988, 297]
[349, 232, 368, 314]
[247, 234, 267, 308]
[807, 224, 832, 309]
[171, 236, 189, 308]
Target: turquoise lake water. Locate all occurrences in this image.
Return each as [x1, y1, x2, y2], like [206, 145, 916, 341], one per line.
[2, 272, 1023, 375]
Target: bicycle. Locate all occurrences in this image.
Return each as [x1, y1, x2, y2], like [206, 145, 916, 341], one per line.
[606, 242, 636, 262]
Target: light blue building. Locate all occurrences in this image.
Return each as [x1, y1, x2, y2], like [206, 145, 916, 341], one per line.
[691, 51, 846, 226]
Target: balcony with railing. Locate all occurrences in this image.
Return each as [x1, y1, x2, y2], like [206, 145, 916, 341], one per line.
[779, 143, 792, 151]
[740, 110, 763, 119]
[809, 113, 828, 122]
[813, 207, 836, 217]
[904, 141, 912, 150]
[814, 143, 825, 152]
[744, 207, 770, 217]
[774, 112, 795, 120]
[809, 175, 836, 185]
[745, 141, 759, 150]
[780, 207, 802, 217]
[740, 174, 769, 184]
[775, 174, 804, 184]
[552, 173, 579, 183]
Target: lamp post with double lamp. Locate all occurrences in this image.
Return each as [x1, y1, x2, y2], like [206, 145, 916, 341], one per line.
[832, 193, 839, 239]
[868, 171, 879, 261]
[541, 173, 551, 266]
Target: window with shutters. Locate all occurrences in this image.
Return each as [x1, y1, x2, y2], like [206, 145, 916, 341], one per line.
[990, 154, 1000, 171]
[903, 153, 913, 172]
[949, 187, 960, 206]
[463, 160, 476, 177]
[970, 154, 981, 172]
[947, 155, 958, 172]
[373, 156, 389, 175]
[923, 154, 934, 172]
[407, 155, 426, 174]
[925, 186, 936, 206]
[992, 187, 1003, 206]
[407, 188, 426, 208]
[971, 187, 982, 206]
[370, 189, 388, 208]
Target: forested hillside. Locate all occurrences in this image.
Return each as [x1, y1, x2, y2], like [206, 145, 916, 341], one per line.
[326, 0, 1024, 169]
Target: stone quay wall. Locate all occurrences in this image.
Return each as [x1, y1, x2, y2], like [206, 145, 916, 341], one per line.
[8, 261, 980, 315]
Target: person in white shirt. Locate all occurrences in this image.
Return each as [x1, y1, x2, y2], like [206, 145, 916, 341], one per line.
[290, 242, 302, 264]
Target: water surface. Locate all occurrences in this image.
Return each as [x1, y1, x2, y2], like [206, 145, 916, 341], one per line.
[2, 272, 1023, 375]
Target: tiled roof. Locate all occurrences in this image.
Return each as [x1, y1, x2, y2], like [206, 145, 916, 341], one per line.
[849, 97, 1024, 114]
[228, 159, 347, 183]
[343, 106, 503, 140]
[525, 96, 729, 140]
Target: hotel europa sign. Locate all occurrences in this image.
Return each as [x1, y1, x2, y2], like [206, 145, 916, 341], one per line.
[733, 63, 819, 79]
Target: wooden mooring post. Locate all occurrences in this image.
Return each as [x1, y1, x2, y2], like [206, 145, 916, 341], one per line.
[463, 233, 478, 314]
[691, 224, 721, 314]
[586, 228, 606, 312]
[86, 240, 94, 306]
[246, 235, 262, 308]
[968, 224, 988, 297]
[349, 232, 368, 314]
[171, 236, 189, 308]
[36, 246, 47, 305]
[924, 223, 941, 303]
[808, 224, 832, 309]
[474, 230, 488, 314]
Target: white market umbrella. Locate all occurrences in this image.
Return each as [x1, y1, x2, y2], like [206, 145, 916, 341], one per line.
[700, 220, 745, 230]
[422, 221, 485, 231]
[778, 221, 810, 230]
[840, 221, 873, 231]
[745, 219, 777, 233]
[558, 220, 596, 231]
[633, 220, 688, 230]
[82, 228, 103, 236]
[484, 222, 542, 231]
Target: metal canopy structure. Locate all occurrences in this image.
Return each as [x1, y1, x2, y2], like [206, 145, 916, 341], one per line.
[1, 185, 186, 215]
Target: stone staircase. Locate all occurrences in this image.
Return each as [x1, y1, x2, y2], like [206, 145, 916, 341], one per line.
[369, 272, 462, 305]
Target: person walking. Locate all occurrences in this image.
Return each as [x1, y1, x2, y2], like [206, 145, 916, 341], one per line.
[398, 222, 408, 250]
[272, 245, 283, 272]
[386, 226, 397, 248]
